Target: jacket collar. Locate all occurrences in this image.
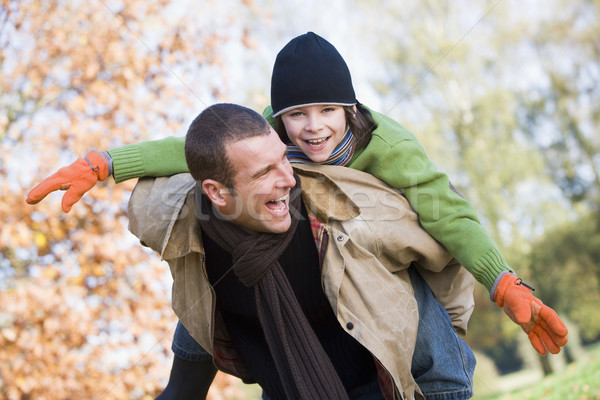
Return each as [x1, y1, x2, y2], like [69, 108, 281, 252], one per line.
[293, 164, 360, 222]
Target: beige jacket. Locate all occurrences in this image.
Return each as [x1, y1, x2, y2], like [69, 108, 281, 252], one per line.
[128, 164, 475, 400]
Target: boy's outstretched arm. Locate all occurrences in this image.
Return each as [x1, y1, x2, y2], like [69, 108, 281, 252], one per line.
[26, 137, 188, 212]
[491, 272, 568, 355]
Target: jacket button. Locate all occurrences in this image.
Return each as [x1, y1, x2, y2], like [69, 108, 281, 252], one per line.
[346, 322, 354, 330]
[337, 235, 344, 242]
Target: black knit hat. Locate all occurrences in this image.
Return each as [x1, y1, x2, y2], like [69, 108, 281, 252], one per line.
[271, 32, 356, 117]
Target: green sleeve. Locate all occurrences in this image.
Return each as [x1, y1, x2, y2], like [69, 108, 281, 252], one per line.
[107, 136, 188, 183]
[262, 105, 276, 128]
[349, 110, 513, 291]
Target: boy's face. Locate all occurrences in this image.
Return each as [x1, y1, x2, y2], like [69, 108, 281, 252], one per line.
[281, 104, 355, 162]
[220, 128, 296, 234]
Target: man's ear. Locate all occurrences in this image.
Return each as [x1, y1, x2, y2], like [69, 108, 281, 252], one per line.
[201, 179, 230, 207]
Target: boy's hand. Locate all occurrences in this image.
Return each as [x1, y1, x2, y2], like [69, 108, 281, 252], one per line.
[494, 273, 568, 355]
[26, 150, 111, 213]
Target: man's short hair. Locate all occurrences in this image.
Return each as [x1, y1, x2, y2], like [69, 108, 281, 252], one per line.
[185, 103, 271, 187]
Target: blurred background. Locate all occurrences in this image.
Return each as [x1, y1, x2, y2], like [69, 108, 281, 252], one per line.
[1, 0, 598, 398]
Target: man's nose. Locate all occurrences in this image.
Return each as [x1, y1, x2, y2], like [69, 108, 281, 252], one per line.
[277, 164, 296, 187]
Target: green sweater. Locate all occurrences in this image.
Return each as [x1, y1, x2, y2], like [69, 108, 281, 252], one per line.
[108, 106, 512, 290]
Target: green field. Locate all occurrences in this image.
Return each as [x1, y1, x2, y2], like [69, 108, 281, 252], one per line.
[473, 345, 600, 400]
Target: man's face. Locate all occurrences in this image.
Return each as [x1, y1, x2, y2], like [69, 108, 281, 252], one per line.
[220, 128, 296, 234]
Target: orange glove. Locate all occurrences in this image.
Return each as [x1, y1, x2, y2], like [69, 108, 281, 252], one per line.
[493, 272, 568, 355]
[26, 150, 111, 213]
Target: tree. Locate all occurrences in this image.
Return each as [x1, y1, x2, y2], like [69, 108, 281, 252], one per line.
[0, 0, 258, 398]
[518, 0, 600, 208]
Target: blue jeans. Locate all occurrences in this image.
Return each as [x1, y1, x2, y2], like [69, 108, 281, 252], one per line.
[171, 322, 211, 362]
[409, 268, 475, 400]
[172, 267, 475, 399]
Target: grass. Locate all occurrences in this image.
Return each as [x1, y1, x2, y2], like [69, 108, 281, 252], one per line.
[473, 345, 600, 400]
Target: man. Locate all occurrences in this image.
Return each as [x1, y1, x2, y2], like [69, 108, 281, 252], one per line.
[27, 103, 567, 399]
[127, 103, 479, 400]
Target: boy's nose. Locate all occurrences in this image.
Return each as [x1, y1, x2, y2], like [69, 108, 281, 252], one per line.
[305, 114, 324, 133]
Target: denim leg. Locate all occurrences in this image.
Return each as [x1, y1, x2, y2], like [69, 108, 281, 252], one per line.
[409, 268, 476, 400]
[171, 320, 213, 362]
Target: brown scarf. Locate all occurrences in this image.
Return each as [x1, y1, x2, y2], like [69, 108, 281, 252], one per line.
[195, 177, 348, 399]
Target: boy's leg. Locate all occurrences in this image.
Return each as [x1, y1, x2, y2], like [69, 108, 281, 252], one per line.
[409, 268, 476, 400]
[155, 321, 217, 400]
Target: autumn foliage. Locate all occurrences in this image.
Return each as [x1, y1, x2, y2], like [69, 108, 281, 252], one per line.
[0, 0, 256, 398]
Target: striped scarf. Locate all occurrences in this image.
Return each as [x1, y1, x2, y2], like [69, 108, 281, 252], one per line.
[287, 129, 356, 166]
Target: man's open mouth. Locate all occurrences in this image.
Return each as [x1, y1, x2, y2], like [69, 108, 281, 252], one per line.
[266, 193, 289, 213]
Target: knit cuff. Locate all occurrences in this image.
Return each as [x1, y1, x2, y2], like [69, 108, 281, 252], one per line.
[107, 145, 146, 183]
[471, 247, 514, 292]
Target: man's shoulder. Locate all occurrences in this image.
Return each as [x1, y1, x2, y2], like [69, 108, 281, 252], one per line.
[128, 173, 196, 256]
[129, 173, 195, 215]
